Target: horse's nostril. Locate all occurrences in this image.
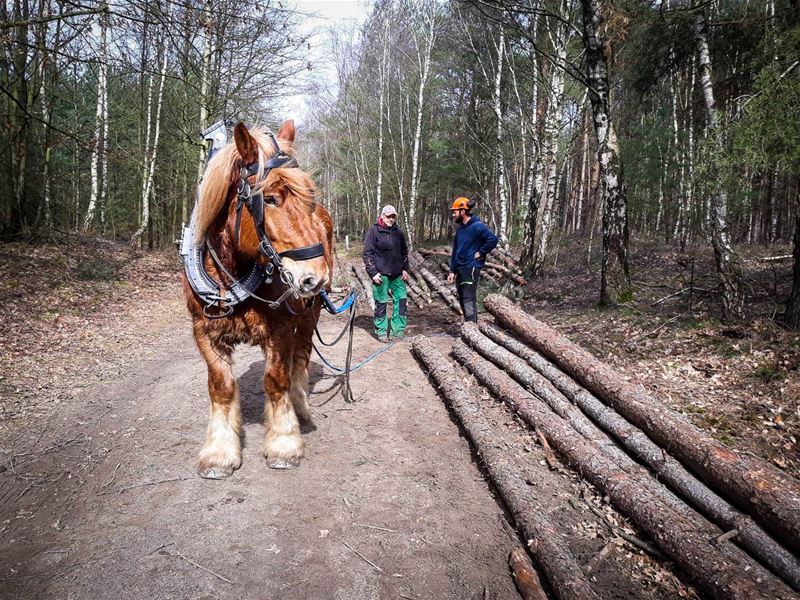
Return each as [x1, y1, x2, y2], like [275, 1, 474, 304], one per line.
[300, 276, 318, 291]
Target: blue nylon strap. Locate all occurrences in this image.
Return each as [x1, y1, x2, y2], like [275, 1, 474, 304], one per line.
[319, 289, 356, 314]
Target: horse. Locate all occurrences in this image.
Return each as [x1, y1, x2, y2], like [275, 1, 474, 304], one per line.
[182, 120, 333, 478]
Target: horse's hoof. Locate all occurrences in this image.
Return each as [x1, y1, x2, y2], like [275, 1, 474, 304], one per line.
[198, 465, 234, 479]
[266, 456, 301, 470]
[299, 421, 317, 434]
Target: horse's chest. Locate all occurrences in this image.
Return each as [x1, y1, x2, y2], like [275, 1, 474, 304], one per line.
[207, 312, 272, 347]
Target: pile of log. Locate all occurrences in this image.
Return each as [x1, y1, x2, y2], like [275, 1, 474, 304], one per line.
[418, 248, 528, 286]
[412, 294, 800, 600]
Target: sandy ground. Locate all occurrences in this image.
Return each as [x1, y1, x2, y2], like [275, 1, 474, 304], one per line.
[1, 300, 529, 599]
[9, 239, 794, 599]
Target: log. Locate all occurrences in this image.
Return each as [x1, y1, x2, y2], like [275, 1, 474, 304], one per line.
[351, 263, 375, 311]
[418, 266, 461, 314]
[406, 285, 426, 310]
[478, 322, 800, 592]
[418, 248, 527, 285]
[405, 276, 431, 304]
[484, 294, 800, 555]
[408, 269, 433, 302]
[411, 337, 600, 600]
[509, 548, 550, 600]
[451, 341, 797, 600]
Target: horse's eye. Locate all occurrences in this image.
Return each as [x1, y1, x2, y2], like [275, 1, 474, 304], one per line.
[264, 195, 279, 206]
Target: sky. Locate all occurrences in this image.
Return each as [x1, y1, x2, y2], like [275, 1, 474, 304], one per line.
[280, 0, 371, 125]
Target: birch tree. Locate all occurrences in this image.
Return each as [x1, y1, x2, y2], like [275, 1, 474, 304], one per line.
[131, 47, 168, 247]
[83, 4, 108, 231]
[694, 11, 744, 320]
[407, 0, 438, 249]
[581, 0, 631, 305]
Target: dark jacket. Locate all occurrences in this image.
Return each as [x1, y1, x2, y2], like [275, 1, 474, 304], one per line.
[450, 216, 499, 272]
[363, 220, 409, 279]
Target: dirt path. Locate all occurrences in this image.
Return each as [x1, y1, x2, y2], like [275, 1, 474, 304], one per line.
[1, 289, 527, 599]
[5, 241, 769, 599]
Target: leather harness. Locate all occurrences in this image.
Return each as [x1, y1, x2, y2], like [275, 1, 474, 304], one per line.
[180, 132, 324, 318]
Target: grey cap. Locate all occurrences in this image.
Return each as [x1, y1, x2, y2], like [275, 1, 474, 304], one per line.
[381, 204, 397, 217]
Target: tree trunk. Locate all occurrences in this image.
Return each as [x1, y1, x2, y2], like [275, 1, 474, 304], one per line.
[83, 5, 108, 232]
[474, 322, 800, 591]
[407, 4, 436, 250]
[411, 337, 601, 600]
[493, 28, 508, 244]
[581, 0, 631, 305]
[351, 263, 376, 311]
[484, 294, 800, 554]
[783, 190, 800, 329]
[418, 266, 461, 314]
[131, 49, 168, 247]
[695, 13, 744, 320]
[451, 338, 796, 600]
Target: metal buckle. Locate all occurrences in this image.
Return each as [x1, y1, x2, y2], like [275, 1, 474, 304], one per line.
[260, 240, 276, 259]
[203, 302, 233, 319]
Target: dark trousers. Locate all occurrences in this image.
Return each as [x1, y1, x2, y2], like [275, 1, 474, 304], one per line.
[456, 267, 481, 322]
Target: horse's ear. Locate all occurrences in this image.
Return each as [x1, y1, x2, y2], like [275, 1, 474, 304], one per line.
[234, 122, 258, 165]
[276, 119, 295, 143]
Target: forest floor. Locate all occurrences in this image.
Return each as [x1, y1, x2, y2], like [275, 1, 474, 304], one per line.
[0, 235, 796, 599]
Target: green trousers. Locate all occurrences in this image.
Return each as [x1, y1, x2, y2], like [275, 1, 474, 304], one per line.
[372, 275, 408, 337]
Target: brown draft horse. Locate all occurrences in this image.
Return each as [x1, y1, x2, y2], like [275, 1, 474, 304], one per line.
[183, 120, 333, 477]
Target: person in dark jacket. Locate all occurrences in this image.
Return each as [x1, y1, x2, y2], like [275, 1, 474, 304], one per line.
[447, 197, 499, 322]
[363, 204, 410, 341]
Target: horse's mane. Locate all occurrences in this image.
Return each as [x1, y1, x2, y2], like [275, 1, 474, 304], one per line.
[192, 128, 316, 242]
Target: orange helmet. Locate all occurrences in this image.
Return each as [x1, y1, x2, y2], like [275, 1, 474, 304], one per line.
[450, 197, 473, 211]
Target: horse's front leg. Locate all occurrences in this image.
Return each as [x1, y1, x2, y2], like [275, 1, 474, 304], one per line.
[194, 325, 242, 479]
[290, 308, 319, 433]
[263, 334, 304, 469]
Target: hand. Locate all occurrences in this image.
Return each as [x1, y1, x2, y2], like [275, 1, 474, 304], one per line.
[372, 274, 382, 285]
[447, 272, 455, 284]
[474, 251, 483, 261]
[401, 270, 409, 282]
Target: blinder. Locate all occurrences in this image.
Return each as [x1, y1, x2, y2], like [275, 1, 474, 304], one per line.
[234, 133, 324, 278]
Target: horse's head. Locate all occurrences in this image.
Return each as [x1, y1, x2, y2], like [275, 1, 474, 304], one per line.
[215, 120, 332, 298]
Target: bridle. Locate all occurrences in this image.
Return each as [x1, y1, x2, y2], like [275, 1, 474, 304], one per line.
[181, 132, 325, 319]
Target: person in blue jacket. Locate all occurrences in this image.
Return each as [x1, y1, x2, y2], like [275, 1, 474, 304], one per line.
[446, 197, 499, 322]
[363, 205, 410, 341]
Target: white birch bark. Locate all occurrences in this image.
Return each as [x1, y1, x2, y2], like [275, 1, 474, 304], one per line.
[493, 28, 508, 244]
[131, 49, 168, 247]
[522, 2, 571, 276]
[83, 5, 108, 231]
[376, 19, 389, 214]
[99, 30, 109, 232]
[195, 0, 213, 189]
[581, 0, 631, 304]
[407, 2, 437, 249]
[695, 12, 744, 319]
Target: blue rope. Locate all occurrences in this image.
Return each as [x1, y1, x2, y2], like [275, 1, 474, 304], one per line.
[312, 339, 398, 374]
[319, 289, 356, 314]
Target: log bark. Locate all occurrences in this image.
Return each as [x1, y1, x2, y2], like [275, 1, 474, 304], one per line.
[451, 340, 796, 600]
[408, 268, 433, 302]
[406, 285, 426, 310]
[419, 266, 461, 314]
[351, 264, 375, 311]
[405, 276, 430, 304]
[484, 293, 800, 555]
[473, 323, 800, 591]
[418, 249, 527, 285]
[509, 548, 550, 600]
[411, 337, 600, 600]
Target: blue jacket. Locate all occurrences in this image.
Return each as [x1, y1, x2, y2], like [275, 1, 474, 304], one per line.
[363, 221, 409, 278]
[450, 216, 499, 272]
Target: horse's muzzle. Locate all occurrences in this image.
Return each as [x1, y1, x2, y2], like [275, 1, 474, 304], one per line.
[297, 274, 326, 297]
